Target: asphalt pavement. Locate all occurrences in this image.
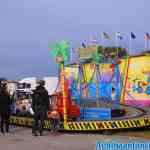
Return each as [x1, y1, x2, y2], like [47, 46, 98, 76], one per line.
[0, 126, 150, 150]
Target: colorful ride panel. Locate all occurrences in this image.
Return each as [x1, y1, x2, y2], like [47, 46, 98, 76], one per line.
[65, 55, 150, 106]
[122, 55, 150, 106]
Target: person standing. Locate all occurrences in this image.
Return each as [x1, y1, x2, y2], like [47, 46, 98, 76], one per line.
[0, 83, 11, 134]
[32, 80, 49, 136]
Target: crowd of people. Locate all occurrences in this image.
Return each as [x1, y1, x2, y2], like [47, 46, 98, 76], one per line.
[0, 80, 60, 136]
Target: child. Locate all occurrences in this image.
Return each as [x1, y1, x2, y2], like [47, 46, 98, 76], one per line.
[47, 105, 60, 133]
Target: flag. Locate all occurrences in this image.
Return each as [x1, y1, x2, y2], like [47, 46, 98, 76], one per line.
[116, 32, 123, 40]
[145, 32, 150, 40]
[130, 32, 136, 39]
[101, 32, 110, 39]
[81, 42, 86, 48]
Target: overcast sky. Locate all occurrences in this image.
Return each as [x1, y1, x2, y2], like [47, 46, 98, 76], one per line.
[0, 0, 150, 80]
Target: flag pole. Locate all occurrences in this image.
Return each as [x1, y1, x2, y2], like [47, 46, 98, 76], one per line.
[115, 33, 119, 58]
[120, 32, 131, 103]
[129, 32, 132, 55]
[101, 33, 104, 47]
[144, 37, 148, 50]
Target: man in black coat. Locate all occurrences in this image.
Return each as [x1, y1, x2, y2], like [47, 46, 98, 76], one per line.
[0, 83, 11, 134]
[32, 80, 49, 136]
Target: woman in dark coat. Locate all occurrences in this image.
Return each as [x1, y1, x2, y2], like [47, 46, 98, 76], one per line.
[0, 84, 11, 134]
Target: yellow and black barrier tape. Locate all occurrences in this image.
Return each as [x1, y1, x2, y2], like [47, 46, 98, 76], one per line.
[10, 115, 150, 131]
[10, 116, 33, 126]
[65, 117, 150, 131]
[10, 116, 51, 129]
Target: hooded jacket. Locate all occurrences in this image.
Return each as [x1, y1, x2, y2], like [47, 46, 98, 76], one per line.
[0, 87, 11, 114]
[32, 85, 49, 112]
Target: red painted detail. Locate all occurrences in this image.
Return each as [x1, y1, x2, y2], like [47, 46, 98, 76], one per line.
[50, 91, 80, 119]
[110, 64, 115, 69]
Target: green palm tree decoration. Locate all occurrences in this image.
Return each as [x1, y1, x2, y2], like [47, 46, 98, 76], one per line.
[50, 40, 70, 63]
[91, 50, 102, 64]
[49, 41, 70, 124]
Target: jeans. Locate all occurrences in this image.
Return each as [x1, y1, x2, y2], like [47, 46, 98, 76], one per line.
[32, 111, 46, 134]
[0, 112, 10, 133]
[50, 118, 60, 131]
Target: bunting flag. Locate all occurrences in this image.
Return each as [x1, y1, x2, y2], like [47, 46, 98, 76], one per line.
[101, 32, 110, 39]
[130, 32, 136, 39]
[116, 32, 123, 40]
[145, 32, 150, 40]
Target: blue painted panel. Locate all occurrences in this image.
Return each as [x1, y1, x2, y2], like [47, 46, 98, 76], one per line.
[99, 82, 112, 98]
[88, 83, 96, 97]
[80, 108, 111, 120]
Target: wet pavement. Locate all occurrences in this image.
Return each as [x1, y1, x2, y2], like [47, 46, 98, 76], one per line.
[0, 126, 150, 150]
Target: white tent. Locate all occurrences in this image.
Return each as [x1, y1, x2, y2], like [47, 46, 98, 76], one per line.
[19, 76, 58, 95]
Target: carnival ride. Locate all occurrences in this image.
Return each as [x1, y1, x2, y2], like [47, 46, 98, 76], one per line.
[10, 82, 33, 116]
[9, 41, 150, 131]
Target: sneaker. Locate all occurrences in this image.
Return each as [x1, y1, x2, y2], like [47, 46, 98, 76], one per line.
[1, 130, 4, 134]
[5, 132, 11, 136]
[50, 130, 54, 133]
[39, 132, 43, 136]
[32, 132, 38, 136]
[1, 132, 5, 135]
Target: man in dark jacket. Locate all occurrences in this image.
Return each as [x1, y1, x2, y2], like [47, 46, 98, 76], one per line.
[32, 80, 49, 136]
[0, 83, 11, 134]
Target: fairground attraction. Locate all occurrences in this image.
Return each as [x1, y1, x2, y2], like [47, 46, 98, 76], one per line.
[9, 40, 150, 131]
